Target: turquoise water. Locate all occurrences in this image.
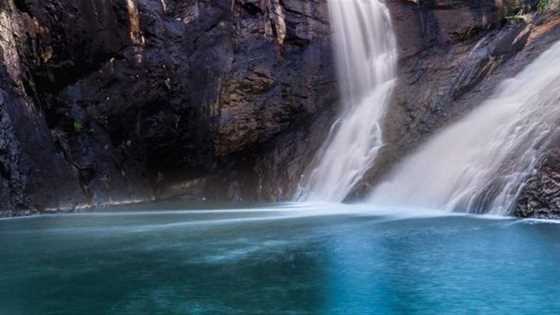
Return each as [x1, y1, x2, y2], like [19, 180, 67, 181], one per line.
[1, 202, 560, 314]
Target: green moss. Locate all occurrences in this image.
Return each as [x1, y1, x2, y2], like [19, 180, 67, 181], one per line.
[538, 0, 550, 12]
[73, 120, 83, 133]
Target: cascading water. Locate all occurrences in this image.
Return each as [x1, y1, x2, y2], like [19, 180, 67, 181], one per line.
[296, 0, 398, 202]
[369, 40, 560, 215]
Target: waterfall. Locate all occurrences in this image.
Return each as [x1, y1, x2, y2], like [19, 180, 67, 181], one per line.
[296, 0, 397, 202]
[369, 40, 560, 215]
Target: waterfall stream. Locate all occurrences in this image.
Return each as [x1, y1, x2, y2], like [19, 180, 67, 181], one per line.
[297, 0, 397, 202]
[369, 40, 560, 215]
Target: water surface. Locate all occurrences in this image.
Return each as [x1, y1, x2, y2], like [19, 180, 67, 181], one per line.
[1, 202, 559, 314]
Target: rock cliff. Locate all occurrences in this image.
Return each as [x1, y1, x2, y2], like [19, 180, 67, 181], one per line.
[1, 0, 560, 217]
[0, 0, 335, 215]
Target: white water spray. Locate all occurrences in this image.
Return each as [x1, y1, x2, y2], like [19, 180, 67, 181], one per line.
[297, 0, 397, 202]
[369, 40, 560, 215]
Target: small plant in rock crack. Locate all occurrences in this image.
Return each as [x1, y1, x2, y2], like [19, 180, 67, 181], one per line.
[73, 120, 83, 133]
[538, 0, 551, 12]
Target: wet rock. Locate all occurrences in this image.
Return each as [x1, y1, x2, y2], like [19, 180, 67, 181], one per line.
[516, 136, 560, 218]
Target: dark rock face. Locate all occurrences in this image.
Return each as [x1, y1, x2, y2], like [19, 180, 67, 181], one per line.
[0, 0, 85, 215]
[1, 0, 560, 217]
[516, 151, 560, 218]
[0, 0, 335, 215]
[516, 135, 560, 218]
